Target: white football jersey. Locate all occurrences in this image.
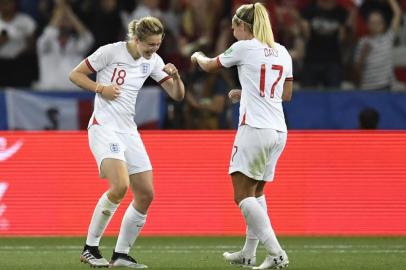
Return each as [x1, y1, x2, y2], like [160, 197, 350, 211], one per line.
[85, 41, 170, 133]
[218, 39, 293, 132]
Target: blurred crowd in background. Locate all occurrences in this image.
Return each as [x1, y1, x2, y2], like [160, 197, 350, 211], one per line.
[1, 0, 406, 130]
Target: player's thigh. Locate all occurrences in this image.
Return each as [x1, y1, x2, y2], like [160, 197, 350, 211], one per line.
[101, 158, 130, 189]
[129, 170, 154, 199]
[264, 131, 287, 181]
[88, 125, 127, 178]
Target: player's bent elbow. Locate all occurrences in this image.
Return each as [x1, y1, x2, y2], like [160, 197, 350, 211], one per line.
[68, 71, 76, 83]
[169, 90, 185, 102]
[69, 70, 82, 88]
[174, 92, 185, 102]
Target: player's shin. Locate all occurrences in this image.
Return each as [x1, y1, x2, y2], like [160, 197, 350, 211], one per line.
[114, 203, 147, 254]
[86, 191, 120, 246]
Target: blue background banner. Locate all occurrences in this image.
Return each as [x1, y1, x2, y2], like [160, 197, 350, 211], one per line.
[283, 91, 406, 129]
[0, 91, 7, 130]
[1, 90, 406, 130]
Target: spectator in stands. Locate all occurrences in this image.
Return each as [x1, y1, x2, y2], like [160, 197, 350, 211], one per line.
[87, 0, 123, 54]
[179, 0, 214, 57]
[185, 71, 232, 129]
[36, 0, 89, 37]
[157, 0, 185, 71]
[160, 0, 183, 39]
[0, 0, 37, 87]
[359, 107, 380, 129]
[354, 0, 401, 90]
[300, 0, 351, 89]
[121, 0, 162, 29]
[36, 0, 93, 90]
[276, 1, 305, 81]
[358, 0, 395, 26]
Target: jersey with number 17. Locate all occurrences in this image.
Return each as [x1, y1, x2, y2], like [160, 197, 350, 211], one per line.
[85, 41, 170, 133]
[218, 39, 293, 132]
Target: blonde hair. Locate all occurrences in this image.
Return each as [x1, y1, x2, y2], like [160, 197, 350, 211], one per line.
[127, 16, 164, 41]
[232, 3, 275, 48]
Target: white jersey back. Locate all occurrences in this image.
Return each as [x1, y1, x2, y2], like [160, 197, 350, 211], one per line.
[218, 39, 293, 132]
[85, 41, 170, 133]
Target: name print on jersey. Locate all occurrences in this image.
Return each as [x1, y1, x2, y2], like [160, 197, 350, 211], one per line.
[264, 47, 278, 57]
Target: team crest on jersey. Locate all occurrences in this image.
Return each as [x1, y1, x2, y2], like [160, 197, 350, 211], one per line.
[110, 143, 120, 153]
[224, 47, 233, 56]
[142, 63, 150, 74]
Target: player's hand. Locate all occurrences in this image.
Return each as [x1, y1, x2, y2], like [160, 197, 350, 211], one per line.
[163, 63, 180, 79]
[100, 84, 121, 100]
[186, 92, 200, 109]
[228, 89, 242, 103]
[191, 51, 203, 65]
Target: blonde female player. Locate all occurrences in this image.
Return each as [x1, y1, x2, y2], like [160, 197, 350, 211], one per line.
[191, 3, 292, 269]
[69, 16, 184, 268]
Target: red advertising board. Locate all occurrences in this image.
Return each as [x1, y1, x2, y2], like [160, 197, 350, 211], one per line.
[0, 131, 405, 236]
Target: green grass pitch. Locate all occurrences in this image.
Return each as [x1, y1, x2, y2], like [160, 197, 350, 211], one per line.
[0, 236, 405, 270]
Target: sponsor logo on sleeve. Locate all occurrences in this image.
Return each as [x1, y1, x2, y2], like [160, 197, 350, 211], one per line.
[224, 47, 233, 56]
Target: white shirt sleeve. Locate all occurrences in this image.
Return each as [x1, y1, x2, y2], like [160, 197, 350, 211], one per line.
[218, 41, 246, 68]
[150, 54, 170, 84]
[285, 49, 293, 80]
[86, 44, 113, 72]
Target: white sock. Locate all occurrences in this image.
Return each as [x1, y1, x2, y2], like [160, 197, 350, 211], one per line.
[86, 191, 119, 246]
[239, 197, 282, 256]
[114, 203, 147, 254]
[242, 195, 267, 257]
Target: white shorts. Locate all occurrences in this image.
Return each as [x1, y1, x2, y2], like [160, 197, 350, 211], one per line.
[229, 125, 287, 181]
[88, 125, 152, 178]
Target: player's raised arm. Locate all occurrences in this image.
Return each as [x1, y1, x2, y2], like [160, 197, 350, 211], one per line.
[160, 63, 185, 101]
[191, 51, 221, 73]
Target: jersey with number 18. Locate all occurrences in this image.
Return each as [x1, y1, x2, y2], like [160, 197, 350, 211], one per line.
[85, 41, 170, 133]
[217, 39, 293, 132]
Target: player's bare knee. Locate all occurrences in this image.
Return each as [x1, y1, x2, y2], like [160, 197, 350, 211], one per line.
[110, 183, 129, 201]
[116, 184, 129, 198]
[138, 191, 154, 206]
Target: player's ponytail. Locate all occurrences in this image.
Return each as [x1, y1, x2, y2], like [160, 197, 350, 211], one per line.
[253, 3, 275, 48]
[232, 3, 275, 48]
[127, 16, 164, 41]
